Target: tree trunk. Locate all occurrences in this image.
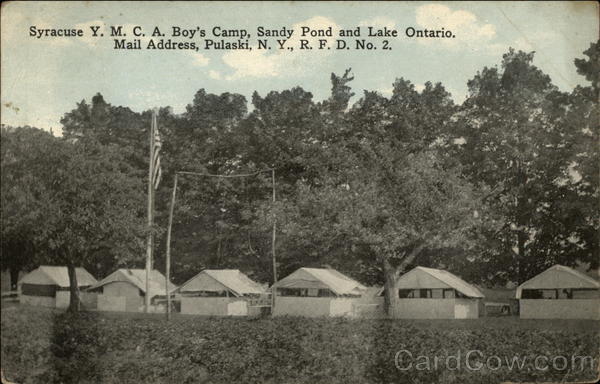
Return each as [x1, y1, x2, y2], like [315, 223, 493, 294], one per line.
[67, 264, 80, 312]
[381, 243, 426, 318]
[382, 258, 400, 318]
[9, 268, 20, 291]
[516, 229, 526, 285]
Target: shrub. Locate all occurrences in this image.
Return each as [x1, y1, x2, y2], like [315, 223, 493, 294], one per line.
[2, 306, 598, 384]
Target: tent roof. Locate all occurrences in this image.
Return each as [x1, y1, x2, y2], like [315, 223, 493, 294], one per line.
[273, 268, 367, 296]
[19, 266, 97, 288]
[393, 266, 484, 298]
[89, 269, 176, 299]
[516, 265, 600, 298]
[176, 269, 266, 297]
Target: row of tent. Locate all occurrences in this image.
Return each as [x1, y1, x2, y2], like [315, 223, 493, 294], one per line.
[17, 264, 600, 319]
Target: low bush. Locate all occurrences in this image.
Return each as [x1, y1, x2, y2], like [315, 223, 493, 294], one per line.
[1, 306, 598, 384]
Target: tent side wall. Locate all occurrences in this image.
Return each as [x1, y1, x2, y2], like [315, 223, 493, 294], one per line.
[180, 297, 248, 316]
[395, 299, 455, 319]
[272, 297, 333, 317]
[272, 296, 361, 317]
[330, 298, 360, 317]
[20, 285, 96, 309]
[55, 291, 71, 308]
[520, 299, 600, 320]
[97, 282, 143, 312]
[390, 298, 480, 319]
[20, 293, 56, 307]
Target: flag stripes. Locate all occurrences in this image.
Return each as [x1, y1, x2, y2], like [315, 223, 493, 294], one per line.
[152, 111, 162, 190]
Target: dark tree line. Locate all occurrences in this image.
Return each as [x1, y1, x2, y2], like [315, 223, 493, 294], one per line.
[1, 42, 598, 315]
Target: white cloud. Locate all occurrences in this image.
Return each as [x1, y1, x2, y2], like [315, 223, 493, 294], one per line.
[190, 52, 210, 66]
[378, 87, 394, 96]
[127, 88, 177, 109]
[485, 43, 508, 56]
[219, 16, 340, 81]
[208, 70, 222, 80]
[414, 4, 496, 50]
[513, 37, 534, 51]
[485, 30, 558, 57]
[222, 49, 280, 79]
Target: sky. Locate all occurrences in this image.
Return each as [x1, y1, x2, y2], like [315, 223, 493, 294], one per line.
[1, 1, 598, 134]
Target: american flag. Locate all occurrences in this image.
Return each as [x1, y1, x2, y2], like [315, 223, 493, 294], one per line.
[152, 111, 162, 190]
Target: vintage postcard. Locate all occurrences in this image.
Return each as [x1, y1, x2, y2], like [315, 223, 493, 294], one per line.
[1, 1, 598, 383]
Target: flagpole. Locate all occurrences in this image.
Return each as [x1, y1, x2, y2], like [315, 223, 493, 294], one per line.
[150, 181, 156, 271]
[271, 169, 277, 283]
[165, 173, 178, 321]
[271, 169, 277, 312]
[145, 109, 156, 313]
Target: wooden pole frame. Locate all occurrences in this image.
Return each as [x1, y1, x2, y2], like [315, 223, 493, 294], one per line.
[163, 168, 276, 320]
[165, 173, 178, 320]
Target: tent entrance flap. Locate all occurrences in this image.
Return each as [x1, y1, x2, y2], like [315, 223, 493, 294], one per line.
[21, 283, 57, 297]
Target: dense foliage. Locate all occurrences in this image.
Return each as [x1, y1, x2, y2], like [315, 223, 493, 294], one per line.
[0, 127, 146, 309]
[1, 307, 598, 384]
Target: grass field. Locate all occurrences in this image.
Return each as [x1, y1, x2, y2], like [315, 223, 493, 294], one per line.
[1, 304, 599, 384]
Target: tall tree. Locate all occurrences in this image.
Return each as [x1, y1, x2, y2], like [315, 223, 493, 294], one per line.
[545, 41, 600, 271]
[0, 126, 57, 288]
[2, 126, 145, 308]
[35, 139, 145, 311]
[453, 48, 598, 284]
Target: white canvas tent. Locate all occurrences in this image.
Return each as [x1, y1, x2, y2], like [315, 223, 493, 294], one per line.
[89, 269, 175, 312]
[272, 267, 367, 317]
[173, 269, 267, 316]
[516, 264, 600, 319]
[383, 266, 484, 319]
[18, 265, 97, 308]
